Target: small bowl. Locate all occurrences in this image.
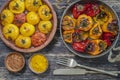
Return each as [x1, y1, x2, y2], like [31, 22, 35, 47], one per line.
[5, 52, 25, 72]
[28, 53, 48, 74]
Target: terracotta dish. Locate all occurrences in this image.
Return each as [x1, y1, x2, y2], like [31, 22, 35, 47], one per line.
[0, 0, 57, 53]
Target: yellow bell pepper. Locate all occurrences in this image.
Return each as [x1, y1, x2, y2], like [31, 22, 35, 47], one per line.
[62, 16, 76, 31]
[89, 23, 102, 39]
[38, 5, 52, 20]
[20, 23, 35, 37]
[97, 40, 107, 53]
[15, 35, 31, 49]
[1, 10, 14, 26]
[102, 22, 118, 35]
[25, 0, 42, 12]
[77, 14, 93, 31]
[94, 6, 113, 25]
[26, 12, 40, 25]
[3, 24, 19, 41]
[9, 0, 25, 14]
[38, 21, 52, 34]
[86, 40, 107, 56]
[63, 30, 74, 43]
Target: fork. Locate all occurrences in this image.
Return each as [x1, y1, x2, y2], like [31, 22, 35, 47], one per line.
[56, 57, 118, 77]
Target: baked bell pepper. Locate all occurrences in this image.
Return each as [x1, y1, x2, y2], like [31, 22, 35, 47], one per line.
[102, 20, 118, 35]
[38, 5, 52, 21]
[3, 24, 19, 41]
[72, 40, 89, 52]
[62, 16, 76, 31]
[72, 29, 88, 42]
[25, 0, 42, 12]
[1, 10, 14, 26]
[93, 11, 108, 25]
[77, 14, 93, 31]
[9, 0, 25, 14]
[38, 21, 52, 34]
[63, 30, 74, 43]
[72, 4, 86, 19]
[89, 23, 102, 39]
[15, 35, 31, 49]
[102, 32, 115, 46]
[85, 40, 107, 55]
[85, 4, 100, 17]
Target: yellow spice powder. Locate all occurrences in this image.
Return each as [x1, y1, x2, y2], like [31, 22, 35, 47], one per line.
[30, 54, 48, 73]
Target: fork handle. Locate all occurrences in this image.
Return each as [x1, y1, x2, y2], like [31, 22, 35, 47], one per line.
[77, 64, 118, 77]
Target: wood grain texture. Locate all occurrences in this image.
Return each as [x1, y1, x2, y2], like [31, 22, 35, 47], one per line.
[0, 0, 120, 80]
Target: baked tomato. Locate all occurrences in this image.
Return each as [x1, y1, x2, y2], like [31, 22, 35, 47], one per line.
[13, 13, 26, 27]
[31, 32, 46, 47]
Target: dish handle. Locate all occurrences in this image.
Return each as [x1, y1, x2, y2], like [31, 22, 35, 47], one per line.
[108, 45, 120, 63]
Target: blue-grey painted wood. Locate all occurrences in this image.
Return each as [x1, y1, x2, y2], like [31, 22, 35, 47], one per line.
[0, 0, 120, 80]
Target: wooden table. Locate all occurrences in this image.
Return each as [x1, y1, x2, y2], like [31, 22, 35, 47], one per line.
[0, 0, 120, 80]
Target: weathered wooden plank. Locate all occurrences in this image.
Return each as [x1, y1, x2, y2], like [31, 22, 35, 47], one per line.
[0, 0, 120, 80]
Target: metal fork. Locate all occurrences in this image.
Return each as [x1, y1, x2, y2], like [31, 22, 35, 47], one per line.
[56, 57, 118, 77]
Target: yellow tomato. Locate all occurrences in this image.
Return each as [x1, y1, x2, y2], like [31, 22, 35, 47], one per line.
[9, 0, 25, 14]
[38, 5, 52, 20]
[1, 10, 14, 25]
[26, 12, 40, 25]
[38, 21, 52, 34]
[15, 35, 31, 49]
[20, 23, 35, 37]
[25, 0, 42, 12]
[3, 24, 19, 41]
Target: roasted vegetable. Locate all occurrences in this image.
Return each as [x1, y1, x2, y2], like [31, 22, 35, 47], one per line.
[89, 23, 102, 39]
[38, 5, 52, 20]
[15, 35, 31, 49]
[72, 29, 88, 42]
[63, 30, 74, 43]
[86, 40, 107, 55]
[72, 40, 89, 52]
[38, 21, 52, 34]
[25, 0, 42, 12]
[102, 32, 115, 46]
[9, 0, 25, 14]
[62, 16, 76, 31]
[31, 32, 46, 47]
[102, 20, 118, 35]
[3, 24, 19, 41]
[72, 4, 86, 19]
[13, 13, 26, 27]
[1, 10, 14, 25]
[20, 23, 35, 37]
[94, 11, 108, 25]
[77, 14, 93, 31]
[27, 12, 40, 25]
[85, 4, 100, 17]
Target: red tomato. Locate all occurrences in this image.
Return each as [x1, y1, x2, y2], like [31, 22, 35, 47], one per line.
[31, 32, 46, 47]
[13, 13, 26, 27]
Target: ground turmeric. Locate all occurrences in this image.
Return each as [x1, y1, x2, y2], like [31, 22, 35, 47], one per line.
[29, 54, 48, 73]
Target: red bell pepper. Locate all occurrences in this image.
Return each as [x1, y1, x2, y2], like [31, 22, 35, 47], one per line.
[72, 4, 86, 19]
[102, 32, 115, 46]
[72, 40, 89, 52]
[85, 4, 100, 17]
